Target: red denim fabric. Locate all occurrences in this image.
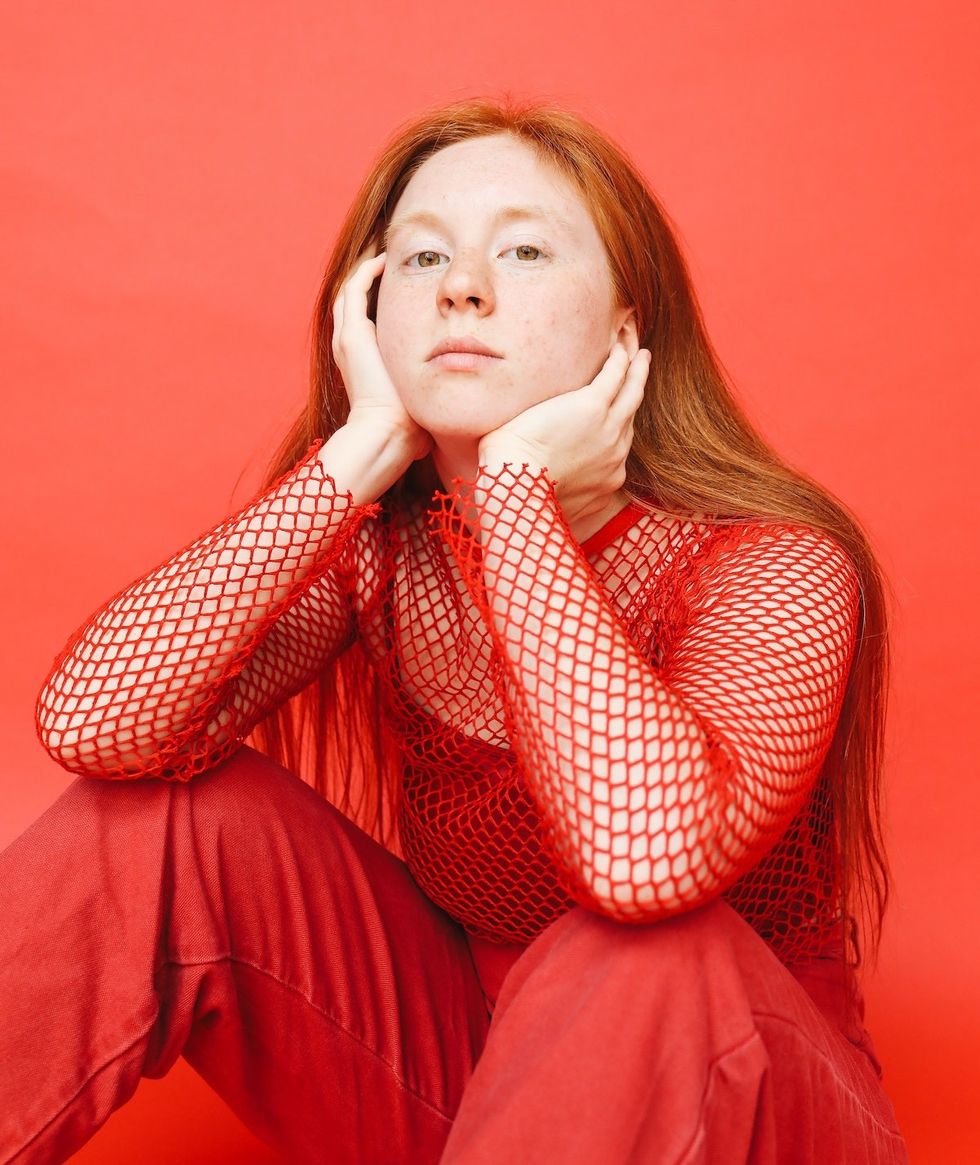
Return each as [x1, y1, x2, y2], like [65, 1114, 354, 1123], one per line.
[0, 745, 909, 1164]
[456, 914, 908, 1164]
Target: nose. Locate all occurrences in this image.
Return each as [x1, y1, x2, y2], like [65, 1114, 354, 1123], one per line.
[436, 251, 495, 314]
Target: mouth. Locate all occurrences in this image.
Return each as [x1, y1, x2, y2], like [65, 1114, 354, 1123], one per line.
[427, 336, 502, 360]
[428, 351, 502, 371]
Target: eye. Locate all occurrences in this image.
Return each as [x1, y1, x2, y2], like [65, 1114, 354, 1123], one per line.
[404, 243, 549, 269]
[504, 244, 546, 262]
[406, 250, 442, 268]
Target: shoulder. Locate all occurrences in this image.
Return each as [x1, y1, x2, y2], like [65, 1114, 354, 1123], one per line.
[668, 518, 862, 623]
[692, 518, 857, 574]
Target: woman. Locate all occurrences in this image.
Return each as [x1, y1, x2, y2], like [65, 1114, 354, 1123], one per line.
[4, 97, 909, 1163]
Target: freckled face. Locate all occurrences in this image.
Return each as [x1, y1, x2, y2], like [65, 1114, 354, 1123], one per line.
[374, 132, 628, 442]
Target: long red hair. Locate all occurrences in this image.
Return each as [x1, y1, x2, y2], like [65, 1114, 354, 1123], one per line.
[248, 94, 894, 972]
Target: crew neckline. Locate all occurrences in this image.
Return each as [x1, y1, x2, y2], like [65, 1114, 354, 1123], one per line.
[579, 500, 647, 557]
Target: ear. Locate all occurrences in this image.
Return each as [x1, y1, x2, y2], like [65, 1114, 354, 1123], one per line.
[612, 307, 639, 357]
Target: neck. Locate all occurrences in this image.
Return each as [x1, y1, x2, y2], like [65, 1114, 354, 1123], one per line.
[430, 436, 481, 498]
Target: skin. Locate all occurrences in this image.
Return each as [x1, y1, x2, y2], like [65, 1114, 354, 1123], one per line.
[374, 131, 649, 543]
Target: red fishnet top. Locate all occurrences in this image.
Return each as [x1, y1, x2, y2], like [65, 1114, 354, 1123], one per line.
[35, 438, 861, 969]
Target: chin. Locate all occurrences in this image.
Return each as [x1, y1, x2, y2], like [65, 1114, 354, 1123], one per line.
[425, 425, 495, 447]
[411, 406, 512, 442]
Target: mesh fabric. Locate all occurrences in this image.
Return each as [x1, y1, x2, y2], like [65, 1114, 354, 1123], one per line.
[35, 440, 380, 780]
[36, 444, 860, 969]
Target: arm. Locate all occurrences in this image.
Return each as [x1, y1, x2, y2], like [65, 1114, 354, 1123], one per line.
[35, 423, 412, 781]
[428, 463, 861, 921]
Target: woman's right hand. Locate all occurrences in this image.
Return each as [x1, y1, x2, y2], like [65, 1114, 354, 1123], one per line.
[331, 245, 434, 463]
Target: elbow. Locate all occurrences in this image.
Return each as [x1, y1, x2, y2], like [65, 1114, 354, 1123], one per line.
[34, 683, 215, 782]
[582, 825, 741, 922]
[38, 719, 241, 784]
[35, 679, 118, 776]
[35, 721, 149, 780]
[35, 710, 177, 781]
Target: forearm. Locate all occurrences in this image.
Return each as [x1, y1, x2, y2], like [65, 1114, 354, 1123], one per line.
[438, 461, 853, 922]
[36, 423, 411, 775]
[472, 466, 726, 909]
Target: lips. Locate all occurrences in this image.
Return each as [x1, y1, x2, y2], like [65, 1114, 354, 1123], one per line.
[428, 336, 501, 359]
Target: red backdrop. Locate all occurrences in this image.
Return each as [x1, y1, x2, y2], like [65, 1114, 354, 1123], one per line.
[1, 2, 976, 1160]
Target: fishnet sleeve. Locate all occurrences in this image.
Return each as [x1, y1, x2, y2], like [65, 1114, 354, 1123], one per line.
[35, 438, 381, 782]
[428, 463, 861, 923]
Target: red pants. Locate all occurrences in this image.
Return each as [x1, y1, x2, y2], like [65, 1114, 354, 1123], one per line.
[0, 745, 909, 1164]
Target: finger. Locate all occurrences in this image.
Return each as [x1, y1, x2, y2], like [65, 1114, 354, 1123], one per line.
[331, 286, 346, 351]
[336, 252, 386, 343]
[350, 252, 386, 326]
[342, 249, 385, 302]
[609, 348, 650, 416]
[608, 344, 644, 394]
[593, 342, 631, 399]
[358, 248, 386, 275]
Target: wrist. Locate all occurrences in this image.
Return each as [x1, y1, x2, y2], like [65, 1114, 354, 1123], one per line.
[478, 438, 547, 474]
[319, 422, 416, 505]
[345, 411, 419, 456]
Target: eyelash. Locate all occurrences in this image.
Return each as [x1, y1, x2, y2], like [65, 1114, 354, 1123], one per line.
[402, 244, 549, 268]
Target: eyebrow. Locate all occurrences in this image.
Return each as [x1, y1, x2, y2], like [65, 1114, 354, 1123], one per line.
[384, 204, 572, 247]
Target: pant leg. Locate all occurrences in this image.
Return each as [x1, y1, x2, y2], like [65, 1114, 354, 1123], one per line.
[441, 898, 910, 1165]
[0, 744, 492, 1165]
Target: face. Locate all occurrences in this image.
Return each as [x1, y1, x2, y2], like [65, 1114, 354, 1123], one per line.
[374, 133, 634, 448]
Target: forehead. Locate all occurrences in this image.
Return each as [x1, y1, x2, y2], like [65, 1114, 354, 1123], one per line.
[386, 135, 594, 239]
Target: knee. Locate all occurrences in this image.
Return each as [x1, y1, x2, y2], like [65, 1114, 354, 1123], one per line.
[511, 896, 769, 1002]
[553, 895, 741, 961]
[49, 744, 325, 864]
[491, 898, 749, 1024]
[175, 743, 337, 842]
[191, 742, 291, 803]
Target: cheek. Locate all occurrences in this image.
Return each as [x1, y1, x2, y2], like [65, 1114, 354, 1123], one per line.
[570, 282, 615, 346]
[555, 278, 612, 350]
[525, 299, 611, 398]
[374, 291, 417, 370]
[373, 282, 396, 345]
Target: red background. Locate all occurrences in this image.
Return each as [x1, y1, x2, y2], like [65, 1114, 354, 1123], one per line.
[2, 2, 976, 1160]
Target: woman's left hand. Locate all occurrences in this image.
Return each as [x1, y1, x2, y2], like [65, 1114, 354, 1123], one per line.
[477, 324, 652, 527]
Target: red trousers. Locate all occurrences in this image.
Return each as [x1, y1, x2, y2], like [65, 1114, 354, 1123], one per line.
[0, 745, 909, 1164]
